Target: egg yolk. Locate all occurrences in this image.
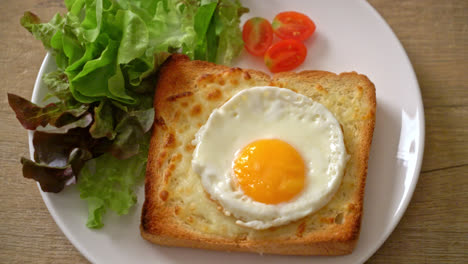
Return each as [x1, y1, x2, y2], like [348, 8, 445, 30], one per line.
[233, 139, 306, 204]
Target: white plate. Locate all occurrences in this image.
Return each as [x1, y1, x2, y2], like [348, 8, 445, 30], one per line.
[29, 0, 424, 263]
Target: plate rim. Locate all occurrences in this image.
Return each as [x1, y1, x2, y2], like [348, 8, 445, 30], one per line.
[357, 1, 425, 262]
[28, 0, 425, 263]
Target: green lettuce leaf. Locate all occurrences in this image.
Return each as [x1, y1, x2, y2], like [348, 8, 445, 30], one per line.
[89, 100, 115, 139]
[110, 108, 154, 159]
[78, 144, 148, 228]
[20, 0, 247, 106]
[20, 12, 64, 50]
[214, 0, 248, 65]
[81, 0, 103, 42]
[193, 1, 218, 61]
[42, 70, 71, 102]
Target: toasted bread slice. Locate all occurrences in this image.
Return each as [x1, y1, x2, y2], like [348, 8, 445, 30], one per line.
[141, 54, 376, 255]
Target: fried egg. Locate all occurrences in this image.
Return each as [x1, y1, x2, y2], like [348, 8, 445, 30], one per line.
[192, 86, 348, 230]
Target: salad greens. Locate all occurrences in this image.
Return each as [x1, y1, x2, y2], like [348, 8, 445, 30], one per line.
[78, 143, 149, 228]
[8, 0, 247, 228]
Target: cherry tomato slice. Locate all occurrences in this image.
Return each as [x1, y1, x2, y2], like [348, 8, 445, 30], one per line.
[242, 17, 274, 56]
[272, 11, 316, 41]
[264, 39, 307, 73]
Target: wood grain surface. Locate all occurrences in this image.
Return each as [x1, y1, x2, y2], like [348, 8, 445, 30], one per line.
[0, 0, 467, 263]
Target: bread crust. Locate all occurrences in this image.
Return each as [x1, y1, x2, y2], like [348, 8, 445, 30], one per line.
[141, 54, 376, 255]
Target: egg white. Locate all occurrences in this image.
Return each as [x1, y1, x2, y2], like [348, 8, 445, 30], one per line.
[192, 86, 348, 230]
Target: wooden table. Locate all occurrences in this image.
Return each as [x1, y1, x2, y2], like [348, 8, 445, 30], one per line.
[1, 0, 467, 263]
